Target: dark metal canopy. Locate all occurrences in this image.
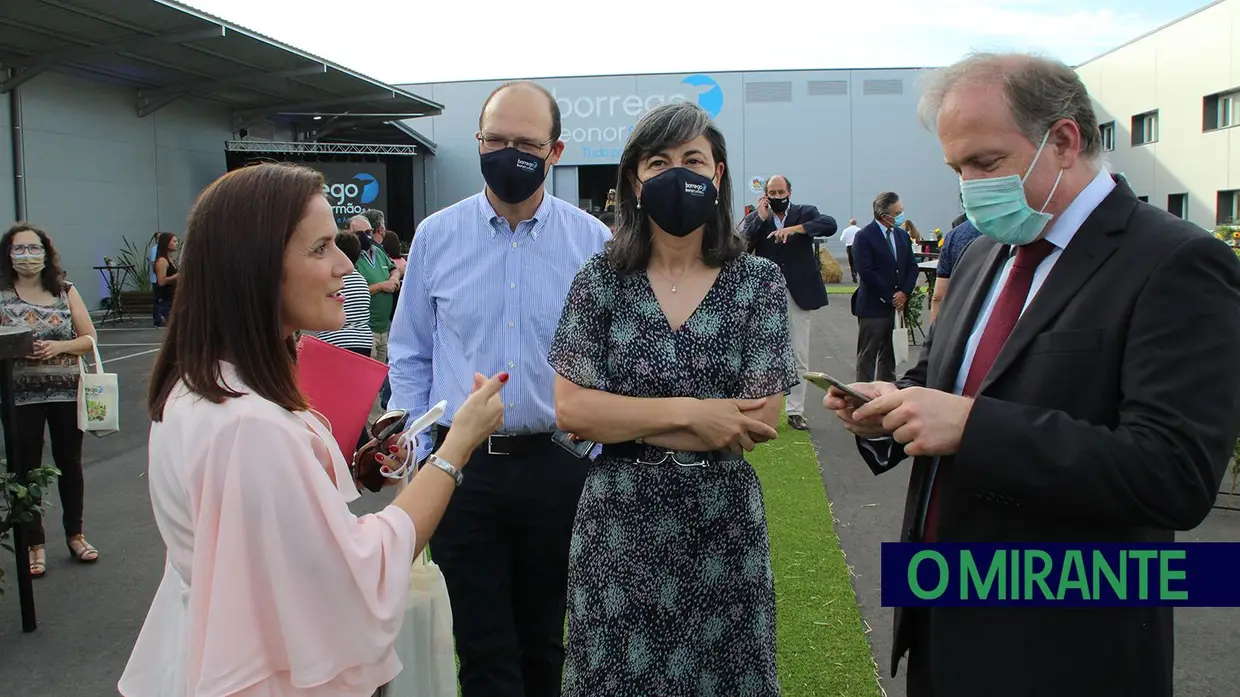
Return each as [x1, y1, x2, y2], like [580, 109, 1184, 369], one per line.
[0, 0, 443, 130]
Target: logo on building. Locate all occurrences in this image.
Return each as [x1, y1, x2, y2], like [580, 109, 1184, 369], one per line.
[353, 173, 380, 204]
[325, 173, 380, 219]
[682, 74, 723, 118]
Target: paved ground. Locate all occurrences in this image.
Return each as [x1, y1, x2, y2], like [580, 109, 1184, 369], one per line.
[0, 310, 1236, 696]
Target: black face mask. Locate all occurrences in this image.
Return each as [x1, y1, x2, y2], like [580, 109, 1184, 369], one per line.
[358, 232, 373, 252]
[480, 147, 547, 204]
[769, 196, 790, 214]
[639, 168, 718, 238]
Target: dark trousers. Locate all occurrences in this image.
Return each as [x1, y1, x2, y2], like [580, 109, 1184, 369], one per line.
[429, 433, 588, 697]
[857, 313, 896, 383]
[905, 611, 936, 697]
[845, 246, 857, 281]
[5, 401, 85, 546]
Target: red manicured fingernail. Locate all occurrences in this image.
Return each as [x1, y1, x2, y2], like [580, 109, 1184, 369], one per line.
[374, 453, 384, 461]
[388, 446, 398, 453]
[499, 372, 510, 383]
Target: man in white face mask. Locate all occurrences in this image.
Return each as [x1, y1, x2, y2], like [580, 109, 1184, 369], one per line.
[823, 52, 1240, 697]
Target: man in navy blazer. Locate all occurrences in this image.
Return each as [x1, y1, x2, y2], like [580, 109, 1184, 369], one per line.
[851, 191, 918, 382]
[743, 175, 838, 430]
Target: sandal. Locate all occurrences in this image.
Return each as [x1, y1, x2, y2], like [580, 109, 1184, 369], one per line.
[28, 545, 46, 578]
[67, 535, 99, 564]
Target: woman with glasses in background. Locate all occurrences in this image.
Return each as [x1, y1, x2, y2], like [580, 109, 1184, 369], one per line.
[547, 101, 797, 695]
[0, 223, 101, 577]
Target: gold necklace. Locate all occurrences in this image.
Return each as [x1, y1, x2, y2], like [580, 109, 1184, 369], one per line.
[652, 261, 699, 293]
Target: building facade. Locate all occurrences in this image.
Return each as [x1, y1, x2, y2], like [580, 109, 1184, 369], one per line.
[400, 69, 964, 248]
[1, 74, 231, 304]
[1076, 0, 1240, 230]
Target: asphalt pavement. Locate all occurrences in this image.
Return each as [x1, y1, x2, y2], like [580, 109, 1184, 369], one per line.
[0, 311, 1236, 697]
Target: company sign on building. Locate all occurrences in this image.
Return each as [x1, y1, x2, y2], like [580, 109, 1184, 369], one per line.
[550, 74, 728, 164]
[315, 162, 389, 226]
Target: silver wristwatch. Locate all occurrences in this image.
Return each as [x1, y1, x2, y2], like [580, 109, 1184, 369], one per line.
[425, 454, 463, 487]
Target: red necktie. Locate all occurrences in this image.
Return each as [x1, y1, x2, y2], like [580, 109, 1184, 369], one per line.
[921, 239, 1056, 541]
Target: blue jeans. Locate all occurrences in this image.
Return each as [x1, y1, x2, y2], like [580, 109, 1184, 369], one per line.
[154, 297, 172, 327]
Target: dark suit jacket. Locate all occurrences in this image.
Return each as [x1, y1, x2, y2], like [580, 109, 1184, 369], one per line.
[850, 220, 919, 318]
[855, 178, 1240, 697]
[744, 203, 837, 311]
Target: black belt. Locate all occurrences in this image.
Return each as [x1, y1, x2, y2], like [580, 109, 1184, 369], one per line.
[601, 441, 738, 465]
[432, 425, 554, 456]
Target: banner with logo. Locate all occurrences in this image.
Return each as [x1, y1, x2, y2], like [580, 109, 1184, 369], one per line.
[315, 162, 388, 227]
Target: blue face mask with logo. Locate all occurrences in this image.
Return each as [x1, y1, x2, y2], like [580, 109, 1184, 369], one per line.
[960, 130, 1064, 246]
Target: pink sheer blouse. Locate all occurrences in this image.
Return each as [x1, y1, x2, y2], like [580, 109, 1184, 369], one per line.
[119, 363, 417, 697]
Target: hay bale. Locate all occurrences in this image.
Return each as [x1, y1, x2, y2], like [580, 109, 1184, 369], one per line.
[819, 249, 844, 284]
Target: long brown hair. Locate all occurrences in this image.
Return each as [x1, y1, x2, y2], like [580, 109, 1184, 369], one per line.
[147, 163, 326, 421]
[154, 232, 176, 261]
[1, 222, 69, 295]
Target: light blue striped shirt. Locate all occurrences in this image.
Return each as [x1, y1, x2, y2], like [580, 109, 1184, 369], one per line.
[388, 190, 611, 462]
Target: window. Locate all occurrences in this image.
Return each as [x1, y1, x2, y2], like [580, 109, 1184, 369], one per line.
[1218, 190, 1240, 224]
[1204, 89, 1240, 131]
[1168, 193, 1188, 219]
[1137, 195, 1149, 203]
[1131, 111, 1159, 146]
[1098, 121, 1116, 151]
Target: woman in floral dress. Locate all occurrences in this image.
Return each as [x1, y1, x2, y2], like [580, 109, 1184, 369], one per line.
[548, 100, 798, 696]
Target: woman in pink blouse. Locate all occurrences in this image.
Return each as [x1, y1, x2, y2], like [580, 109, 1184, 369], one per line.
[118, 163, 507, 697]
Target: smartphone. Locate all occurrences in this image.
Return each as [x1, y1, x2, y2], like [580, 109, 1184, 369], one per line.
[803, 372, 872, 405]
[553, 430, 597, 460]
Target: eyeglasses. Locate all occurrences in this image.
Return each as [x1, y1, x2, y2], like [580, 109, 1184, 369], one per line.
[11, 244, 43, 255]
[476, 132, 555, 156]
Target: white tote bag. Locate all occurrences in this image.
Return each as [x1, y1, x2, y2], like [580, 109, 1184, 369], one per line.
[893, 312, 911, 367]
[385, 546, 458, 697]
[77, 335, 119, 435]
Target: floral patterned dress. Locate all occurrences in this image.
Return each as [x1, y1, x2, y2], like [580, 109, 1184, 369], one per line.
[547, 251, 798, 696]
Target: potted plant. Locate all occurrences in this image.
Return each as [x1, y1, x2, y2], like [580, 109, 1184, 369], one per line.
[0, 460, 60, 595]
[112, 235, 155, 314]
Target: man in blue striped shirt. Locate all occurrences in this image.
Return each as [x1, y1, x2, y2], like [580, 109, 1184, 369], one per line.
[387, 81, 610, 697]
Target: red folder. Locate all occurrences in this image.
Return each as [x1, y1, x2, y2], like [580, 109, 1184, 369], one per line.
[295, 335, 389, 460]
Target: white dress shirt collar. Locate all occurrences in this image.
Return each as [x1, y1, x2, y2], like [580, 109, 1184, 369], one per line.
[1035, 166, 1116, 253]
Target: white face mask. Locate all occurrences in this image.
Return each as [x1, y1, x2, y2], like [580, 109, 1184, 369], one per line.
[377, 400, 448, 481]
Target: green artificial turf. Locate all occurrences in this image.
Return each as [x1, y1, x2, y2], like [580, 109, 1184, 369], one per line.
[750, 420, 883, 697]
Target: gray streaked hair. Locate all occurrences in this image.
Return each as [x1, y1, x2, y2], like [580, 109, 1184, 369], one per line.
[917, 52, 1102, 161]
[873, 192, 900, 220]
[361, 209, 386, 230]
[605, 100, 743, 274]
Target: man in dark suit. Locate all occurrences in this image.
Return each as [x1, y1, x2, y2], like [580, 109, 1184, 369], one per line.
[824, 52, 1240, 697]
[851, 191, 919, 382]
[742, 174, 837, 430]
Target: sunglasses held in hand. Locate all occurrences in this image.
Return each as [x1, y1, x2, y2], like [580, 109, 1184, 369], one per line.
[351, 401, 447, 493]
